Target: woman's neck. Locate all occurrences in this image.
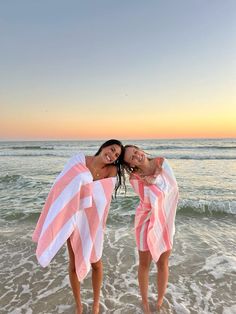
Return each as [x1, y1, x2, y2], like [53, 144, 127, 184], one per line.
[137, 158, 156, 176]
[91, 155, 106, 169]
[86, 155, 108, 180]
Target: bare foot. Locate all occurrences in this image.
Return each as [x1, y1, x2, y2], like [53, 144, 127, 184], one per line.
[157, 298, 163, 311]
[142, 301, 151, 314]
[75, 303, 83, 314]
[92, 303, 100, 314]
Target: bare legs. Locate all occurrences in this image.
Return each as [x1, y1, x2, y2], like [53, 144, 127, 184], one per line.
[91, 260, 103, 314]
[138, 251, 152, 313]
[138, 250, 171, 312]
[67, 239, 83, 314]
[67, 240, 103, 314]
[156, 250, 171, 310]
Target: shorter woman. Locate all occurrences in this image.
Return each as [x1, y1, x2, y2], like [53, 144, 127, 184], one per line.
[33, 139, 124, 314]
[122, 145, 178, 312]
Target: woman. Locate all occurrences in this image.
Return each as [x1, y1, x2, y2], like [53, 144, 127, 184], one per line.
[33, 139, 125, 314]
[122, 145, 178, 313]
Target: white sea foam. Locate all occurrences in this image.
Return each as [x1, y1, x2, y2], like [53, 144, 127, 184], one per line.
[196, 253, 236, 280]
[223, 305, 236, 314]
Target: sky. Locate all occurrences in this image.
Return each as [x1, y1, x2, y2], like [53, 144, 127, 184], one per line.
[0, 0, 235, 140]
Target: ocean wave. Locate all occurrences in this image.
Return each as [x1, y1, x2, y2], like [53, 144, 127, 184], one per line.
[178, 199, 236, 215]
[0, 197, 235, 225]
[145, 145, 236, 150]
[115, 197, 236, 216]
[0, 153, 67, 157]
[0, 174, 23, 184]
[0, 152, 235, 160]
[0, 211, 40, 223]
[10, 145, 54, 150]
[0, 174, 41, 188]
[177, 156, 236, 160]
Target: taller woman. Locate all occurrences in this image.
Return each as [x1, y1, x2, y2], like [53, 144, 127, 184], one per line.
[33, 139, 124, 314]
[123, 145, 178, 313]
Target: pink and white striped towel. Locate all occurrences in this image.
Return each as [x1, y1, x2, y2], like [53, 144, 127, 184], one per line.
[33, 153, 116, 281]
[130, 159, 179, 262]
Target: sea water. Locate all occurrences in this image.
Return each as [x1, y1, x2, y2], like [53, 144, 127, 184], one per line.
[0, 139, 235, 314]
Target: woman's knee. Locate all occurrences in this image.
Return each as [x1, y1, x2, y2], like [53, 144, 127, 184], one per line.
[157, 250, 171, 270]
[139, 251, 152, 269]
[91, 260, 103, 271]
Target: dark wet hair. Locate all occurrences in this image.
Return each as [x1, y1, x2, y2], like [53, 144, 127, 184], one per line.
[95, 139, 126, 196]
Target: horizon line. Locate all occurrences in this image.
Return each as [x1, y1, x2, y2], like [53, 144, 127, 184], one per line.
[0, 136, 235, 142]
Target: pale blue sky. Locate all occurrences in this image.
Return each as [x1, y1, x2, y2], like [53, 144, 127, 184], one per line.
[1, 0, 235, 139]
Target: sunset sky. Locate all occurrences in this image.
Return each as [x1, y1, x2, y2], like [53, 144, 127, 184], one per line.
[1, 1, 235, 140]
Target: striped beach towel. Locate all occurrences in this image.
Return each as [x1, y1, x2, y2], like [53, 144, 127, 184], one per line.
[33, 153, 116, 281]
[130, 159, 179, 262]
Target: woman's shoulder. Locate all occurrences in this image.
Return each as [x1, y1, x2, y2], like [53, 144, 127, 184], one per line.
[85, 155, 92, 165]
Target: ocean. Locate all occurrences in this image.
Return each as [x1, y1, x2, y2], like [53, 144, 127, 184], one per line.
[0, 139, 235, 314]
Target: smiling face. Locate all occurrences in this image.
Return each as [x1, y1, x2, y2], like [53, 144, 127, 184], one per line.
[124, 146, 146, 168]
[100, 144, 122, 164]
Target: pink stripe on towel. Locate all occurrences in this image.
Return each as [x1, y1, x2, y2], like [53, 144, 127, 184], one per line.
[130, 159, 179, 262]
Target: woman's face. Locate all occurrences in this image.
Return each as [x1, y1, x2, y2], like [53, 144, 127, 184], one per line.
[100, 144, 122, 164]
[124, 146, 146, 168]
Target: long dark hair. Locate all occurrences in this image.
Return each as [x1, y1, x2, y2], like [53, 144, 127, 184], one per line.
[95, 139, 125, 196]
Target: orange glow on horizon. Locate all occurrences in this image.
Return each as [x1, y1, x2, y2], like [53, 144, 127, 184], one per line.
[1, 122, 236, 141]
[1, 105, 236, 140]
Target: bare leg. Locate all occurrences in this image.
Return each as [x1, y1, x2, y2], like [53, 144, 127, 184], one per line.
[91, 260, 103, 314]
[138, 251, 152, 313]
[156, 250, 171, 310]
[67, 239, 83, 314]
